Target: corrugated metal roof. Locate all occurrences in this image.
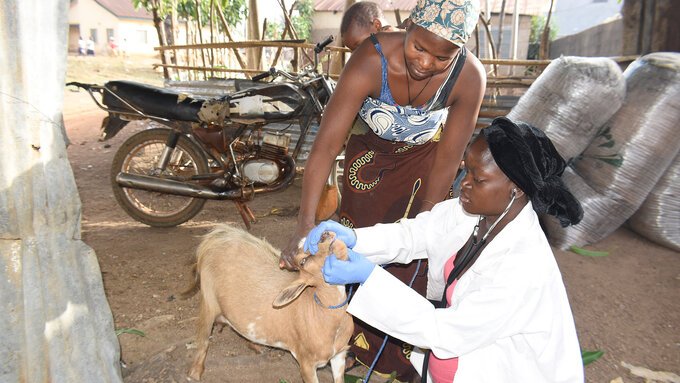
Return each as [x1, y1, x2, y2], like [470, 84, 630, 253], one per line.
[314, 0, 552, 16]
[94, 0, 153, 19]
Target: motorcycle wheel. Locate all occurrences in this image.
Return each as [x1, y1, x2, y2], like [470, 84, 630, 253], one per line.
[111, 128, 210, 227]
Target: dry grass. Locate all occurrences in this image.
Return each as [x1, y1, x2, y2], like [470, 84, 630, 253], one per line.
[66, 54, 164, 86]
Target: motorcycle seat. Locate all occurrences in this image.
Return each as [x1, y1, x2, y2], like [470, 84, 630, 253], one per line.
[103, 80, 205, 122]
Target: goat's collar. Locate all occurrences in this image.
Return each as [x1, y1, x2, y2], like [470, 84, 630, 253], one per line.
[313, 285, 353, 309]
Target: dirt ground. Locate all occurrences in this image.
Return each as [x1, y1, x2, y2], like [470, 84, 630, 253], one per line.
[62, 68, 679, 383]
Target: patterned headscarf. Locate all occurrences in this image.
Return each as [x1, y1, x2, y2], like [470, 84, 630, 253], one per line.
[482, 117, 584, 227]
[409, 0, 480, 47]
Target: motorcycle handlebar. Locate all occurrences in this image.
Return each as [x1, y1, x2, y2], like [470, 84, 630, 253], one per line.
[251, 71, 272, 82]
[66, 81, 93, 90]
[314, 35, 335, 54]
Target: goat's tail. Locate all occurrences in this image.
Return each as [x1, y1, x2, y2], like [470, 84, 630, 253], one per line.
[176, 263, 200, 300]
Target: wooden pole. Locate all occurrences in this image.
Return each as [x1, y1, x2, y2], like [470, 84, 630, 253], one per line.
[497, 0, 507, 59]
[247, 0, 262, 71]
[215, 1, 248, 72]
[194, 0, 208, 79]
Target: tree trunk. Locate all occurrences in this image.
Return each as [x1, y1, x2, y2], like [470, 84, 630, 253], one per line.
[0, 1, 122, 382]
[150, 0, 170, 79]
[539, 0, 554, 59]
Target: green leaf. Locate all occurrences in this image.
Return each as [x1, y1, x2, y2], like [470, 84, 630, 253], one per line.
[344, 374, 363, 383]
[570, 246, 609, 257]
[115, 328, 146, 337]
[598, 141, 615, 148]
[582, 349, 604, 365]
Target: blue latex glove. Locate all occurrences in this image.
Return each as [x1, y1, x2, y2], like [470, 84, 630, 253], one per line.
[304, 220, 356, 254]
[322, 248, 375, 285]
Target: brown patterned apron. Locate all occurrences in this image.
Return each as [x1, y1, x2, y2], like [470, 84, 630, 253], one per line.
[339, 121, 441, 382]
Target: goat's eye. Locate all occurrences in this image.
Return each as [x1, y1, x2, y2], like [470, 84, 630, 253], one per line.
[299, 256, 309, 267]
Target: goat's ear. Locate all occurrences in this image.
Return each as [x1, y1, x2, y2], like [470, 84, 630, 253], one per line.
[272, 280, 309, 308]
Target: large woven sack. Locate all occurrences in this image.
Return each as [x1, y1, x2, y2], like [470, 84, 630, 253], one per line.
[508, 56, 625, 161]
[628, 154, 680, 251]
[544, 52, 680, 249]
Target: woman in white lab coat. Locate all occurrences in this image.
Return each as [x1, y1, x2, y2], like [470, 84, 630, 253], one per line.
[305, 117, 585, 383]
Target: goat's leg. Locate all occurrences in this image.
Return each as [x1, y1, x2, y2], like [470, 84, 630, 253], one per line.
[188, 296, 218, 381]
[329, 350, 347, 383]
[298, 359, 320, 383]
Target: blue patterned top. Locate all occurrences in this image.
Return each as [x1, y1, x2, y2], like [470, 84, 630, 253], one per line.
[358, 35, 466, 145]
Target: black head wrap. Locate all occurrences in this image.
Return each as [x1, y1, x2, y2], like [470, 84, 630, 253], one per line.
[481, 117, 584, 227]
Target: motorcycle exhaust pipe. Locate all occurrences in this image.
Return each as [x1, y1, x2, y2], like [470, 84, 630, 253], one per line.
[115, 172, 247, 200]
[115, 156, 297, 200]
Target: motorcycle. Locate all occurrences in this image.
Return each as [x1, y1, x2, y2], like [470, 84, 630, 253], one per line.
[67, 36, 336, 229]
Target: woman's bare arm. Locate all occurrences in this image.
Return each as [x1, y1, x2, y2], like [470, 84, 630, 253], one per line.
[280, 41, 381, 269]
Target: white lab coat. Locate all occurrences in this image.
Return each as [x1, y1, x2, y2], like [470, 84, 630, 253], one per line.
[348, 199, 584, 383]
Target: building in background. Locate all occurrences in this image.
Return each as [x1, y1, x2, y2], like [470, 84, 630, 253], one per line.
[68, 0, 159, 55]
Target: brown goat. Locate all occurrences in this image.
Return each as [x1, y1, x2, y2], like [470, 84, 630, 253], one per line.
[181, 224, 353, 383]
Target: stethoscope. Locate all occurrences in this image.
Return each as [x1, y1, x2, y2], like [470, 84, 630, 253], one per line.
[421, 188, 518, 383]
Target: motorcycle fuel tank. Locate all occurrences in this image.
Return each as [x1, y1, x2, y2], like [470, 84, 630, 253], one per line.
[242, 160, 280, 184]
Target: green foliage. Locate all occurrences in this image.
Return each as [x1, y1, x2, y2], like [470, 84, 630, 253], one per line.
[177, 0, 247, 26]
[529, 15, 558, 43]
[582, 349, 604, 365]
[291, 0, 314, 41]
[115, 328, 146, 337]
[133, 0, 247, 27]
[265, 21, 284, 40]
[262, 0, 314, 41]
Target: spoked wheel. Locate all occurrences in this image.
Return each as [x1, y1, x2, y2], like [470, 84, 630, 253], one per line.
[111, 128, 210, 227]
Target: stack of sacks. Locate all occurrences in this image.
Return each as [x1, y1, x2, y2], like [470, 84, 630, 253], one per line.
[628, 154, 680, 251]
[508, 56, 625, 161]
[543, 52, 680, 249]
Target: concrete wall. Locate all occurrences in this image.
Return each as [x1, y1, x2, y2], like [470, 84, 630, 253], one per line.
[550, 19, 623, 58]
[1, 1, 123, 382]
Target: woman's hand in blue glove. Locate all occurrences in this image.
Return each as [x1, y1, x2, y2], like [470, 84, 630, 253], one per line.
[322, 249, 375, 285]
[304, 220, 356, 254]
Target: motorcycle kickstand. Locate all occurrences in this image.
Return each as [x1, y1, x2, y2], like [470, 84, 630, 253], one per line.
[234, 201, 257, 230]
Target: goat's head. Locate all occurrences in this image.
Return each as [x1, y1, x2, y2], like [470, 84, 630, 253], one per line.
[273, 232, 348, 308]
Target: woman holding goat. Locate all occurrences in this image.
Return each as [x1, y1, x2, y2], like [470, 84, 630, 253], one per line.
[305, 117, 585, 383]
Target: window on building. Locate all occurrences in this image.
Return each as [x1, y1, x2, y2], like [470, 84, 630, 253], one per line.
[89, 28, 98, 43]
[134, 30, 148, 44]
[107, 28, 114, 41]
